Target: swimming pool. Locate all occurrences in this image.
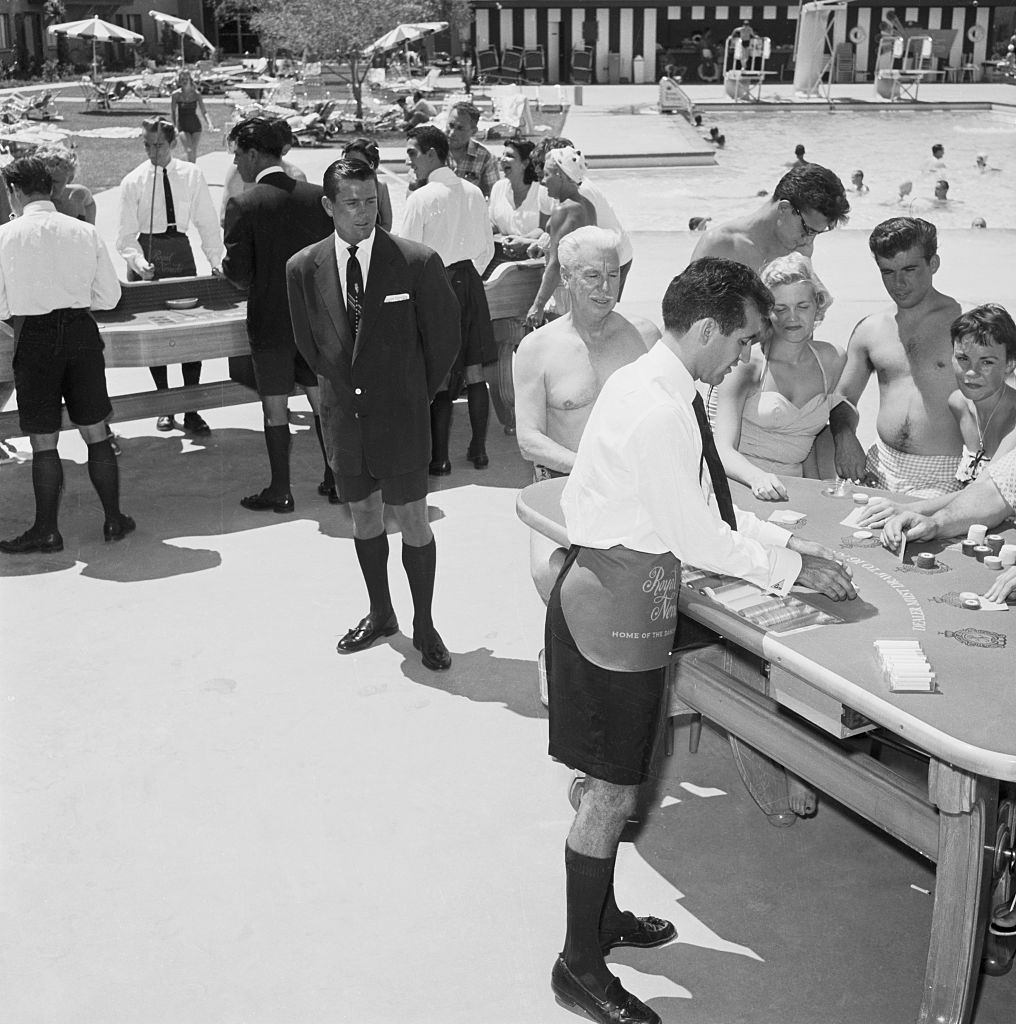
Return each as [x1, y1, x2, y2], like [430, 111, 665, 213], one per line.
[588, 107, 1016, 231]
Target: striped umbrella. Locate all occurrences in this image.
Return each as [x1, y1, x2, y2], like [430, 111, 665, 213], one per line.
[47, 16, 144, 80]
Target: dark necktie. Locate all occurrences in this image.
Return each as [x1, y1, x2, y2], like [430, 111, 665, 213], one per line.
[692, 391, 737, 530]
[161, 167, 177, 231]
[346, 245, 362, 338]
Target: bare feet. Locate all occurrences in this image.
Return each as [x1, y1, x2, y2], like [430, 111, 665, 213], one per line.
[787, 774, 817, 818]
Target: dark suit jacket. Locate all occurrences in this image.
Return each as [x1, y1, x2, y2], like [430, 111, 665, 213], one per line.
[286, 228, 460, 478]
[222, 171, 332, 350]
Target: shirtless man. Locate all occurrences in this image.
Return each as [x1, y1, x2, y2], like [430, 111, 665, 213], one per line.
[515, 226, 655, 602]
[691, 163, 850, 272]
[525, 147, 597, 328]
[829, 217, 964, 497]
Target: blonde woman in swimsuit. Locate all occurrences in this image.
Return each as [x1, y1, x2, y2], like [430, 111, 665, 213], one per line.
[171, 70, 214, 163]
[715, 252, 845, 501]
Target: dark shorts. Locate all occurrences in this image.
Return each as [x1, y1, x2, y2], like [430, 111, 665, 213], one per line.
[13, 310, 112, 435]
[546, 569, 666, 786]
[448, 260, 496, 368]
[336, 455, 429, 506]
[251, 345, 317, 397]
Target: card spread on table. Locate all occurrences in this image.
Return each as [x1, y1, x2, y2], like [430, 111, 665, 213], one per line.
[839, 507, 870, 528]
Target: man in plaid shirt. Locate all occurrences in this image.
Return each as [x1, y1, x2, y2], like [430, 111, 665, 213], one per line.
[446, 102, 500, 198]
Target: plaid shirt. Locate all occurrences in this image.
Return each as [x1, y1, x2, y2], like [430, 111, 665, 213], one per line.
[451, 139, 500, 199]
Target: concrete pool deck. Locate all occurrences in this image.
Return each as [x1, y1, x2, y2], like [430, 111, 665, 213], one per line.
[3, 94, 1016, 1023]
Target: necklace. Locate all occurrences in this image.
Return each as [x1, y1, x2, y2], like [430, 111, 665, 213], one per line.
[973, 387, 1006, 460]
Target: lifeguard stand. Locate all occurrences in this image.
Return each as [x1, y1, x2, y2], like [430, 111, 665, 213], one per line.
[875, 34, 934, 101]
[723, 32, 773, 102]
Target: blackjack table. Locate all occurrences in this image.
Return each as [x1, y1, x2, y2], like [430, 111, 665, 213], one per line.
[516, 474, 1016, 1024]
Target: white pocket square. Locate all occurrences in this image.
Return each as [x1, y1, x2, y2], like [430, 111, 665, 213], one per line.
[384, 293, 410, 303]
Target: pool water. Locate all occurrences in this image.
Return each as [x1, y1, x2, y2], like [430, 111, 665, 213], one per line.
[591, 108, 1016, 231]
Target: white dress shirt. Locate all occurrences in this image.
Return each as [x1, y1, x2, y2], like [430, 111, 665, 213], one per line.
[562, 341, 801, 596]
[400, 166, 494, 276]
[0, 200, 120, 318]
[332, 229, 375, 307]
[116, 157, 223, 273]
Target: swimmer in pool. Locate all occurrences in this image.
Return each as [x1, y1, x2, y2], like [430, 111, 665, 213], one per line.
[972, 217, 988, 229]
[850, 169, 869, 194]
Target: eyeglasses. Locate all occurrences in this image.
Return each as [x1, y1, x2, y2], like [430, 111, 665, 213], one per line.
[788, 203, 829, 239]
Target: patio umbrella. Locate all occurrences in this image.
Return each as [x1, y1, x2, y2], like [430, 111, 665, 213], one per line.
[148, 10, 216, 63]
[47, 16, 144, 80]
[363, 22, 448, 56]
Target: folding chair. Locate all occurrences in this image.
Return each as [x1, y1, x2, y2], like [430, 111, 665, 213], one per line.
[524, 47, 546, 83]
[500, 48, 524, 83]
[570, 48, 593, 84]
[476, 48, 500, 83]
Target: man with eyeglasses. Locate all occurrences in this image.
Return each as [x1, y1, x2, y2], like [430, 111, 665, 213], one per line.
[690, 163, 850, 273]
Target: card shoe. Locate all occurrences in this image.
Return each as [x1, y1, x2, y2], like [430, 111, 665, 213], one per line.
[337, 614, 399, 653]
[601, 916, 676, 953]
[240, 490, 294, 514]
[103, 513, 137, 543]
[0, 527, 64, 554]
[550, 956, 660, 1024]
[413, 628, 451, 671]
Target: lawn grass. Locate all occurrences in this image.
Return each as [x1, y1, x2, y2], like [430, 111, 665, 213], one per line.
[45, 95, 228, 193]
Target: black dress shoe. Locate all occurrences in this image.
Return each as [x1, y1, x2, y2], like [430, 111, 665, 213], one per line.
[0, 527, 64, 554]
[601, 916, 676, 953]
[428, 460, 452, 476]
[240, 490, 294, 514]
[183, 412, 211, 436]
[337, 613, 399, 653]
[103, 513, 137, 543]
[413, 628, 451, 670]
[317, 481, 342, 504]
[156, 415, 176, 431]
[551, 957, 660, 1024]
[466, 443, 489, 469]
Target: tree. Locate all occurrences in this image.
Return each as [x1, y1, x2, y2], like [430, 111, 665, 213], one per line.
[214, 0, 473, 118]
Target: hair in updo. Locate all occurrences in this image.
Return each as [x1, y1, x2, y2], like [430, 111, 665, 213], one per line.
[760, 252, 833, 323]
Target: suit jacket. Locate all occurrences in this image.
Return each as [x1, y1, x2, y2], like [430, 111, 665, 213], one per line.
[286, 228, 461, 478]
[222, 171, 332, 350]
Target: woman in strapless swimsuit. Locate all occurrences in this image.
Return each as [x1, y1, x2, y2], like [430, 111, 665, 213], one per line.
[715, 252, 846, 501]
[171, 70, 214, 163]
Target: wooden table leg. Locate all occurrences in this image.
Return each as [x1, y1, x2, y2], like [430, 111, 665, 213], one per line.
[919, 760, 998, 1024]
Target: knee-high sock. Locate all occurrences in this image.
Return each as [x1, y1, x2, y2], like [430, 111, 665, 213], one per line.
[466, 380, 489, 451]
[401, 537, 436, 634]
[599, 853, 638, 941]
[150, 365, 169, 390]
[313, 415, 334, 487]
[430, 390, 452, 464]
[32, 448, 63, 533]
[562, 843, 615, 992]
[264, 424, 291, 495]
[87, 439, 120, 519]
[354, 532, 393, 621]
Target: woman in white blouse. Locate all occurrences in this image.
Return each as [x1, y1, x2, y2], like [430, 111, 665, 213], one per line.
[488, 140, 546, 259]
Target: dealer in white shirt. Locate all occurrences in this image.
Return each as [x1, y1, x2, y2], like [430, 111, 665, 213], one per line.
[544, 257, 856, 1024]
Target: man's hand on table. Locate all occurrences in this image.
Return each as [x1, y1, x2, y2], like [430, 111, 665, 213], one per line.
[983, 565, 1016, 604]
[787, 536, 857, 601]
[855, 496, 901, 529]
[833, 434, 877, 486]
[881, 510, 937, 550]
